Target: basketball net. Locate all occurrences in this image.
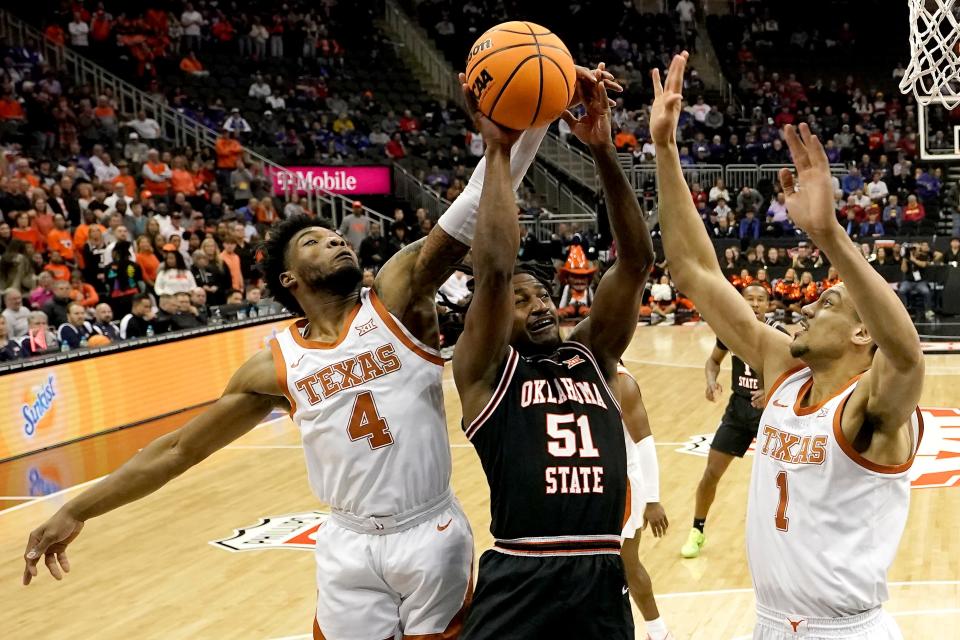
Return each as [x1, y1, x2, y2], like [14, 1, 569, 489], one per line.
[900, 0, 960, 109]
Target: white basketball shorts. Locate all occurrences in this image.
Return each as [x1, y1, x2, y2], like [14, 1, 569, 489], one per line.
[312, 499, 473, 639]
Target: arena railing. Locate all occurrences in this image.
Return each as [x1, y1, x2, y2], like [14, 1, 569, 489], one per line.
[527, 162, 597, 220]
[0, 10, 391, 230]
[0, 311, 292, 376]
[392, 164, 452, 221]
[538, 134, 600, 192]
[381, 0, 464, 110]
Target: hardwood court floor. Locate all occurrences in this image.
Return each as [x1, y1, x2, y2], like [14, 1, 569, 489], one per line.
[0, 325, 958, 639]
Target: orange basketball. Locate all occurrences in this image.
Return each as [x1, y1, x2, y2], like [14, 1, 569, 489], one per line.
[465, 21, 576, 130]
[87, 334, 111, 347]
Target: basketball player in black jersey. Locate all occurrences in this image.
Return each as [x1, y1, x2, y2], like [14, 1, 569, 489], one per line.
[680, 282, 790, 558]
[454, 64, 655, 639]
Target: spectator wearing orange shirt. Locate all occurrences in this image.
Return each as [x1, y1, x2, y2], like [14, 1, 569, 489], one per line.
[43, 251, 72, 281]
[110, 160, 138, 197]
[69, 270, 99, 308]
[170, 156, 197, 197]
[142, 149, 172, 197]
[179, 51, 210, 77]
[799, 271, 820, 304]
[43, 23, 66, 46]
[614, 127, 638, 151]
[46, 214, 75, 262]
[135, 235, 160, 288]
[0, 88, 25, 139]
[215, 131, 243, 185]
[220, 237, 243, 291]
[257, 198, 279, 225]
[820, 266, 842, 291]
[12, 212, 44, 253]
[32, 196, 55, 237]
[14, 158, 40, 188]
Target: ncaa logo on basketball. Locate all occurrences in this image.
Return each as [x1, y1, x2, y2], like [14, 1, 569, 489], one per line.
[471, 69, 494, 99]
[210, 511, 328, 552]
[677, 408, 960, 489]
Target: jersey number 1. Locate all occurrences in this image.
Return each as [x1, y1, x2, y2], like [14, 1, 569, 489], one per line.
[775, 470, 789, 532]
[347, 391, 394, 449]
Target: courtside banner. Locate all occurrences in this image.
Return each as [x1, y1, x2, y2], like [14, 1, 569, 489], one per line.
[271, 166, 391, 195]
[0, 320, 291, 461]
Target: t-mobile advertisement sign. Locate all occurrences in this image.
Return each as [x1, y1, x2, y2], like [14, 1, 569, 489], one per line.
[272, 166, 391, 195]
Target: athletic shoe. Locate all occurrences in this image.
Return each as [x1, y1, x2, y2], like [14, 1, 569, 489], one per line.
[680, 527, 705, 558]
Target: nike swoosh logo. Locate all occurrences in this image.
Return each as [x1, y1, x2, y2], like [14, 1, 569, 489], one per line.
[290, 354, 305, 368]
[622, 586, 630, 595]
[436, 518, 452, 532]
[772, 399, 789, 408]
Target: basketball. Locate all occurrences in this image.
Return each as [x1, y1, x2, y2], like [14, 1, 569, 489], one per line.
[465, 21, 576, 130]
[87, 335, 111, 347]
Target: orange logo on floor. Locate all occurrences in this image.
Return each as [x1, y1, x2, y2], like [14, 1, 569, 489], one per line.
[211, 511, 329, 552]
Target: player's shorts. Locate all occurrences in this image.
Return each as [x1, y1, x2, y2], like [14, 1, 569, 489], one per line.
[753, 604, 902, 639]
[312, 490, 473, 640]
[460, 547, 633, 639]
[711, 394, 762, 457]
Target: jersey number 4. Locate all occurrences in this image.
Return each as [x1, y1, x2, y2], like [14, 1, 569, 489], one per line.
[347, 391, 394, 449]
[546, 414, 600, 457]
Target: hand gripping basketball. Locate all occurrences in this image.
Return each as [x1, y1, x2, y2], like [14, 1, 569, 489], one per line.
[459, 72, 524, 149]
[561, 63, 620, 148]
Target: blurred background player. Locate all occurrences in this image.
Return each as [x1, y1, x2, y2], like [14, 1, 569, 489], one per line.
[680, 282, 789, 559]
[655, 52, 925, 640]
[618, 363, 672, 640]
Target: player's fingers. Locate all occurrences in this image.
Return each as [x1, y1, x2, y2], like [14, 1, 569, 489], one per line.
[44, 552, 63, 580]
[602, 78, 624, 93]
[458, 72, 466, 84]
[782, 125, 811, 171]
[560, 110, 579, 128]
[651, 68, 663, 97]
[57, 551, 71, 574]
[779, 168, 797, 194]
[667, 52, 688, 93]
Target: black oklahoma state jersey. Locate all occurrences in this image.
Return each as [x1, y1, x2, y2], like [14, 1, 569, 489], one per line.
[463, 341, 628, 553]
[716, 318, 788, 399]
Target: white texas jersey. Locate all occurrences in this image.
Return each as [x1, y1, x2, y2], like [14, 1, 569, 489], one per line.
[270, 288, 450, 517]
[746, 367, 923, 617]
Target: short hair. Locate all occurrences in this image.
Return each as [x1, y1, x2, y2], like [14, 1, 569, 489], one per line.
[261, 214, 334, 316]
[28, 310, 48, 323]
[67, 301, 84, 313]
[742, 281, 770, 299]
[132, 292, 152, 306]
[513, 261, 555, 290]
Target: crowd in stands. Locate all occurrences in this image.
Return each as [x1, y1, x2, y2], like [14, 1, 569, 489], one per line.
[30, 0, 478, 183]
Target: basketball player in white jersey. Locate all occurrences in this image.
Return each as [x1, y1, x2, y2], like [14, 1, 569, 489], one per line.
[617, 365, 672, 640]
[20, 65, 619, 639]
[653, 53, 924, 639]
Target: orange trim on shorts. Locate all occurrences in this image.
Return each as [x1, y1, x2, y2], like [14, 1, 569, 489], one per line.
[403, 563, 474, 640]
[622, 477, 632, 531]
[832, 395, 925, 474]
[763, 366, 806, 409]
[368, 289, 444, 366]
[793, 373, 863, 416]
[289, 306, 361, 350]
[313, 616, 325, 640]
[269, 338, 297, 417]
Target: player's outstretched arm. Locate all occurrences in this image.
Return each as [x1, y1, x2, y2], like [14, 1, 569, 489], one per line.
[567, 64, 654, 377]
[653, 53, 794, 377]
[22, 349, 285, 585]
[376, 65, 620, 346]
[452, 104, 523, 426]
[779, 123, 923, 431]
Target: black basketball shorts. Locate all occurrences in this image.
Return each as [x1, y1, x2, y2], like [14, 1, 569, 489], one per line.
[460, 549, 634, 640]
[710, 394, 762, 458]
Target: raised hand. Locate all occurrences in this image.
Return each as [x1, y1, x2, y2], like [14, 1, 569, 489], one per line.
[459, 72, 523, 150]
[569, 63, 622, 109]
[650, 52, 689, 147]
[779, 123, 837, 238]
[23, 510, 84, 585]
[560, 63, 615, 147]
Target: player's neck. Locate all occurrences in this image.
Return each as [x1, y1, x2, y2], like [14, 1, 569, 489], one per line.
[805, 360, 869, 406]
[300, 287, 362, 342]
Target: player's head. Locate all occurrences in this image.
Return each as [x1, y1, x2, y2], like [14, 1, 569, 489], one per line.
[742, 282, 769, 321]
[509, 263, 560, 355]
[262, 215, 360, 316]
[791, 283, 875, 366]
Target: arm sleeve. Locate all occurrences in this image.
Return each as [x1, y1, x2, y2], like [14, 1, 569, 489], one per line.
[437, 125, 548, 246]
[635, 435, 660, 503]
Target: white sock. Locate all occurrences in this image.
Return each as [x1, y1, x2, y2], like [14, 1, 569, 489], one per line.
[645, 617, 669, 640]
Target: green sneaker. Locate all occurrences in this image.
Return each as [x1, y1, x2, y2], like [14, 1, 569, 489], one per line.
[680, 527, 705, 558]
